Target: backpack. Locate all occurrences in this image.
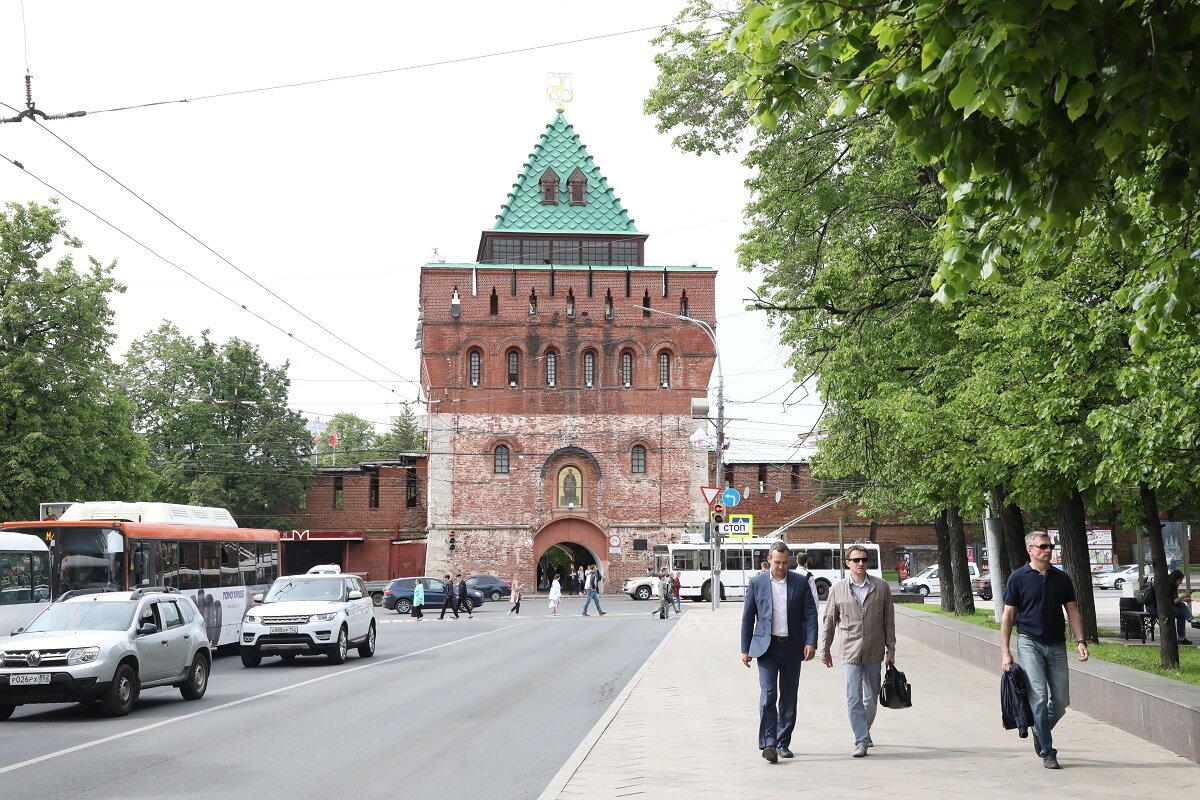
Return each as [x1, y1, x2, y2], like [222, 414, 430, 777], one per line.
[1139, 580, 1156, 606]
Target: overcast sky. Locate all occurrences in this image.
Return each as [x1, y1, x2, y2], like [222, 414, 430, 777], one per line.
[0, 1, 822, 456]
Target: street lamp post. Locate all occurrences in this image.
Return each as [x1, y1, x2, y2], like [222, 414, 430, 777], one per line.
[639, 306, 724, 611]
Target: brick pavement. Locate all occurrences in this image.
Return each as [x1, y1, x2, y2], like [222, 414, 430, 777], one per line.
[539, 604, 1199, 799]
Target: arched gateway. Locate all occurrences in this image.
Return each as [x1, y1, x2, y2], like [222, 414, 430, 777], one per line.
[533, 518, 607, 590]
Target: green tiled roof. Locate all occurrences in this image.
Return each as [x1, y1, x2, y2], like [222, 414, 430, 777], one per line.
[492, 113, 638, 234]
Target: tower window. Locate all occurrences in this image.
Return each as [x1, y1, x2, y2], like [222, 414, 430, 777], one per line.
[659, 352, 670, 387]
[566, 289, 575, 318]
[584, 352, 595, 388]
[546, 351, 557, 387]
[620, 351, 633, 387]
[469, 349, 481, 387]
[507, 350, 520, 386]
[632, 445, 646, 474]
[494, 445, 510, 474]
[680, 290, 689, 318]
[490, 287, 498, 315]
[529, 289, 538, 316]
[642, 290, 651, 316]
[604, 290, 613, 320]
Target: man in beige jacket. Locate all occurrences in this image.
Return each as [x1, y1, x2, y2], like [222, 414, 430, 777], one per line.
[820, 544, 896, 758]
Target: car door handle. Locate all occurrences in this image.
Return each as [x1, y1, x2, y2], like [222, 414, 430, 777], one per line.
[161, 641, 169, 647]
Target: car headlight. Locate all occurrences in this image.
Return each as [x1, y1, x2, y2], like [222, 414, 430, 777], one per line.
[244, 613, 259, 624]
[66, 647, 100, 666]
[311, 612, 337, 622]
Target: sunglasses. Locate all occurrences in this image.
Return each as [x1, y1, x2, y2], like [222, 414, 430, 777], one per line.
[1031, 543, 1055, 551]
[847, 557, 869, 564]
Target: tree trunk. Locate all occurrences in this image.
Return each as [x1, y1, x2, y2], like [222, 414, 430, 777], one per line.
[1053, 489, 1097, 642]
[934, 510, 955, 612]
[988, 486, 1013, 588]
[868, 519, 878, 544]
[1000, 490, 1028, 575]
[1140, 483, 1180, 668]
[947, 505, 976, 615]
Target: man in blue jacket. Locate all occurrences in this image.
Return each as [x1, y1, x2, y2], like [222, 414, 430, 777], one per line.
[740, 540, 818, 763]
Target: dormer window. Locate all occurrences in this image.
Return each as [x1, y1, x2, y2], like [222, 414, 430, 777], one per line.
[567, 168, 587, 206]
[540, 168, 559, 205]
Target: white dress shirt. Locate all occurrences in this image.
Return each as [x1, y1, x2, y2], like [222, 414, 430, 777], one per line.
[770, 575, 789, 637]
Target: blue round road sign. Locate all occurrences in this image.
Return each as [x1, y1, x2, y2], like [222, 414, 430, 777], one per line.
[721, 487, 741, 507]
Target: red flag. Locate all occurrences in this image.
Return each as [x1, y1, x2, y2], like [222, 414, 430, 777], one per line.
[329, 431, 338, 448]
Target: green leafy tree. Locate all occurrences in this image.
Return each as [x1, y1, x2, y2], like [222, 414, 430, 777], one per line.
[724, 0, 1200, 352]
[376, 402, 425, 456]
[315, 412, 378, 466]
[0, 201, 151, 519]
[122, 323, 311, 529]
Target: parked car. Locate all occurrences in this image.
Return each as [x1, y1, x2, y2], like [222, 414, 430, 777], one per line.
[622, 575, 662, 601]
[900, 563, 982, 597]
[465, 574, 511, 602]
[0, 587, 211, 719]
[975, 573, 993, 601]
[382, 577, 484, 614]
[239, 574, 376, 667]
[1094, 563, 1142, 590]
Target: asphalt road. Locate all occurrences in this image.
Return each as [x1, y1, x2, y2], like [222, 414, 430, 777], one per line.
[0, 595, 677, 800]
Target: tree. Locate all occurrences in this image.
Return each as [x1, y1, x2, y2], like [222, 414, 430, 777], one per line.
[376, 402, 425, 455]
[724, 1, 1200, 353]
[314, 412, 378, 466]
[0, 201, 151, 519]
[122, 323, 312, 529]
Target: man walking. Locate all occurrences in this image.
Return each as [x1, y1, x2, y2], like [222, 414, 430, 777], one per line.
[820, 544, 895, 758]
[438, 574, 459, 620]
[1001, 531, 1089, 769]
[453, 571, 474, 619]
[740, 541, 818, 764]
[581, 564, 606, 616]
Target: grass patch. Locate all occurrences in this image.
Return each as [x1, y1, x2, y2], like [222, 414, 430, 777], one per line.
[882, 570, 899, 583]
[903, 605, 1200, 687]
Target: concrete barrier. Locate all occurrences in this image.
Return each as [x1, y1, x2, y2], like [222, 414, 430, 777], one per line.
[895, 606, 1200, 763]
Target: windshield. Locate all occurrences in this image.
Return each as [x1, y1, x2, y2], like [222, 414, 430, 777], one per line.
[26, 600, 136, 632]
[54, 527, 125, 594]
[264, 578, 344, 603]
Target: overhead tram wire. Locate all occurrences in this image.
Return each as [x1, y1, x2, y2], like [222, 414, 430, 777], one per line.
[80, 14, 724, 117]
[2, 103, 422, 402]
[0, 150, 407, 401]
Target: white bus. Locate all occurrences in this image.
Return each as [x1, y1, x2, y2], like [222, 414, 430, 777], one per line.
[0, 530, 52, 636]
[651, 538, 882, 602]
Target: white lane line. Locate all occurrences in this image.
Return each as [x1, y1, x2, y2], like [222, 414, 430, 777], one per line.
[535, 615, 686, 800]
[0, 624, 517, 775]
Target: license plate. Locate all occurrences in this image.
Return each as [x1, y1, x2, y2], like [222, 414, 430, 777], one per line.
[9, 673, 51, 686]
[270, 626, 299, 634]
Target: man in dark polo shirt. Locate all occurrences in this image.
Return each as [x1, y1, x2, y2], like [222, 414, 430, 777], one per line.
[1000, 531, 1089, 770]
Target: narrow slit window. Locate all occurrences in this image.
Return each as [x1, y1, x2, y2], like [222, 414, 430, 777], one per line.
[508, 350, 519, 386]
[546, 351, 557, 387]
[584, 352, 595, 387]
[566, 289, 575, 318]
[529, 289, 538, 316]
[469, 350, 481, 387]
[659, 352, 670, 387]
[604, 290, 613, 320]
[620, 351, 633, 387]
[680, 290, 689, 318]
[642, 290, 651, 317]
[490, 287, 498, 315]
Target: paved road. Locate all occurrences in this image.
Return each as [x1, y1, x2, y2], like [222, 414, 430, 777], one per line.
[0, 595, 675, 799]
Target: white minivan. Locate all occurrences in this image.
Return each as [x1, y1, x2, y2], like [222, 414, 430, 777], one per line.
[900, 562, 981, 597]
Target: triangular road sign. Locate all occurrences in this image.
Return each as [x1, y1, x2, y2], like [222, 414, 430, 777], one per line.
[700, 485, 721, 506]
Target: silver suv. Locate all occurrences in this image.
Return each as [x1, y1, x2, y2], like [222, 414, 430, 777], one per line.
[0, 588, 211, 719]
[240, 574, 376, 667]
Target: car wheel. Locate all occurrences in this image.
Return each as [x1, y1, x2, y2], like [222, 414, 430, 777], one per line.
[635, 585, 652, 601]
[918, 585, 930, 597]
[396, 598, 412, 614]
[0, 704, 14, 721]
[371, 592, 384, 607]
[700, 581, 713, 602]
[328, 627, 348, 665]
[101, 663, 138, 717]
[1114, 579, 1124, 590]
[180, 654, 209, 701]
[358, 622, 377, 658]
[462, 598, 474, 613]
[490, 590, 502, 602]
[240, 648, 262, 668]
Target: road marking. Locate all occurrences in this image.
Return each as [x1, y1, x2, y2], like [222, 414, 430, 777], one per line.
[0, 625, 517, 775]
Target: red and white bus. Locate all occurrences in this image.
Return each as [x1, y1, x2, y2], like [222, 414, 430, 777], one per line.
[3, 502, 280, 646]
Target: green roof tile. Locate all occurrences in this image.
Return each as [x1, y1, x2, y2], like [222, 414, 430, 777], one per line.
[492, 113, 638, 234]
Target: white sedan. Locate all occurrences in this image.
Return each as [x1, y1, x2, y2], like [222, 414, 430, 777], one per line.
[1093, 564, 1140, 590]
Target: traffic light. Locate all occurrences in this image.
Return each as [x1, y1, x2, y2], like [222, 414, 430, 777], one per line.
[448, 531, 457, 552]
[711, 513, 725, 525]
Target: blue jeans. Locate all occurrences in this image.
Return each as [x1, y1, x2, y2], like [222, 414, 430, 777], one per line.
[672, 594, 682, 613]
[1017, 634, 1070, 757]
[757, 639, 801, 749]
[1146, 601, 1195, 638]
[843, 662, 882, 747]
[582, 590, 604, 614]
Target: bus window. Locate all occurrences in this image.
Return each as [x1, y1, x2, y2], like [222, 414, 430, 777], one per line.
[200, 542, 220, 588]
[696, 549, 711, 571]
[256, 543, 278, 585]
[237, 544, 256, 585]
[129, 540, 154, 586]
[58, 527, 122, 591]
[177, 542, 200, 590]
[156, 541, 179, 588]
[220, 543, 240, 587]
[807, 547, 835, 571]
[0, 549, 49, 603]
[752, 548, 769, 570]
[675, 550, 697, 571]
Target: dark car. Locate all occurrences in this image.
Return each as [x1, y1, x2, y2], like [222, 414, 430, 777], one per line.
[465, 574, 511, 602]
[975, 573, 993, 601]
[382, 576, 484, 614]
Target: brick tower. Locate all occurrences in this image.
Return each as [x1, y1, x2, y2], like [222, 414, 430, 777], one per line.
[419, 112, 717, 591]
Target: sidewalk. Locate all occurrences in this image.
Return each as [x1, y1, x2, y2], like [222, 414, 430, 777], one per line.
[540, 605, 1199, 799]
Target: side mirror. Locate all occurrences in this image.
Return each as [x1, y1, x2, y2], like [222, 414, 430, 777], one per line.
[138, 622, 158, 636]
[252, 593, 264, 603]
[10, 627, 23, 636]
[348, 590, 363, 600]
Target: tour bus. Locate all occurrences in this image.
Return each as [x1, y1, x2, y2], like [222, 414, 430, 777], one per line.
[2, 502, 280, 646]
[651, 537, 882, 602]
[0, 530, 52, 635]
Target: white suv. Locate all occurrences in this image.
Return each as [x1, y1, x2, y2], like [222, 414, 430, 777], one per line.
[0, 588, 211, 719]
[240, 574, 376, 667]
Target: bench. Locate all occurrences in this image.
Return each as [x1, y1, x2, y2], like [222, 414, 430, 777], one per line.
[1120, 610, 1158, 643]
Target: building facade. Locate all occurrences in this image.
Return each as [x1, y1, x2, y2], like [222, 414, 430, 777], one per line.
[419, 112, 715, 590]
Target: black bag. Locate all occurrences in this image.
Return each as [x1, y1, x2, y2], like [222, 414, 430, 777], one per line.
[879, 663, 912, 710]
[1139, 580, 1156, 607]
